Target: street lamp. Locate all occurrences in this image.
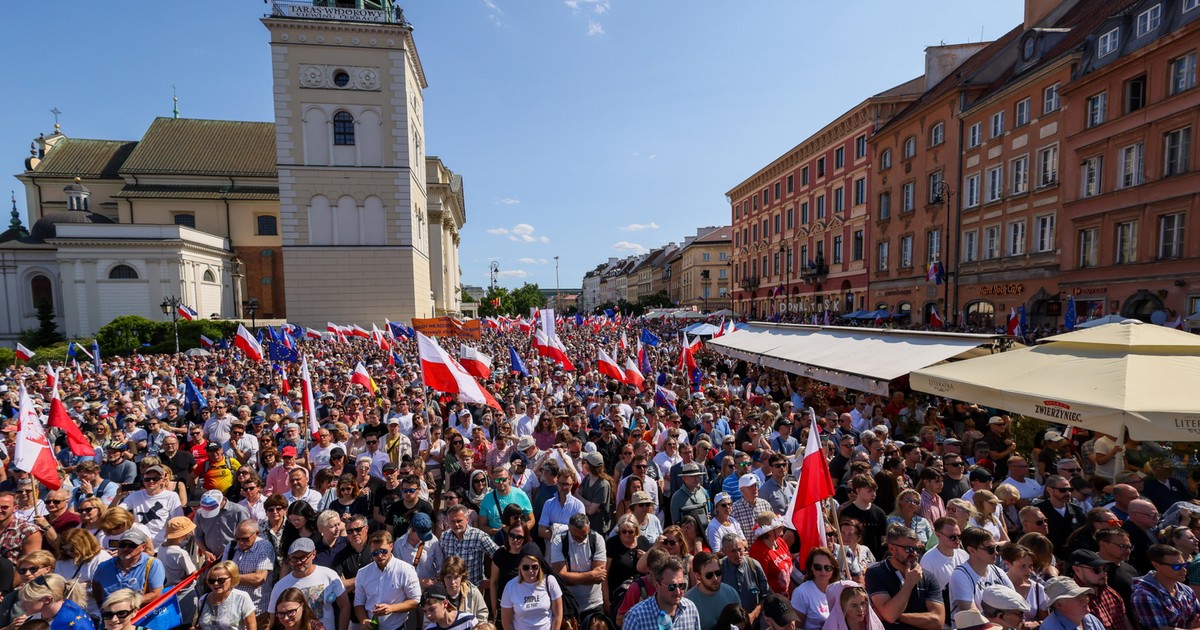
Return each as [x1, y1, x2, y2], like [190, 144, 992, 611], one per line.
[242, 298, 259, 329]
[931, 181, 955, 325]
[159, 296, 182, 354]
[779, 242, 791, 315]
[554, 255, 561, 312]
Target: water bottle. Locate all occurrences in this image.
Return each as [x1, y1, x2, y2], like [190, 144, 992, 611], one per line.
[657, 609, 673, 630]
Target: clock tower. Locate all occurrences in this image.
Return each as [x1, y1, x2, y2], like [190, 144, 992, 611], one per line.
[263, 1, 432, 325]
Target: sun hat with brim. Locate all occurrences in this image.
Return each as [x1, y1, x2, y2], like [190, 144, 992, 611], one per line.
[1043, 576, 1092, 607]
[680, 462, 704, 476]
[166, 516, 196, 539]
[981, 585, 1031, 613]
[953, 610, 999, 630]
[630, 491, 654, 506]
[755, 517, 786, 538]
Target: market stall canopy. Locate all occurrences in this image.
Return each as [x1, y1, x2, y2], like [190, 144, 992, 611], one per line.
[1075, 313, 1133, 328]
[909, 321, 1200, 441]
[706, 323, 1004, 395]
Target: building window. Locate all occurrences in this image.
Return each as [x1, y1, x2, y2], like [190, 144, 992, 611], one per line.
[835, 147, 845, 169]
[928, 171, 944, 204]
[963, 230, 978, 262]
[1081, 156, 1103, 197]
[786, 174, 795, 194]
[877, 242, 889, 271]
[1125, 75, 1147, 113]
[927, 229, 941, 264]
[901, 182, 915, 212]
[1044, 83, 1061, 113]
[833, 236, 843, 264]
[903, 137, 917, 159]
[1086, 92, 1107, 127]
[718, 268, 728, 279]
[30, 275, 52, 308]
[1119, 143, 1144, 188]
[817, 157, 826, 177]
[878, 193, 890, 220]
[257, 215, 279, 236]
[1035, 214, 1055, 252]
[834, 188, 844, 213]
[853, 230, 864, 261]
[1038, 145, 1058, 186]
[1116, 221, 1138, 264]
[1136, 4, 1162, 36]
[984, 226, 1000, 259]
[786, 208, 794, 230]
[109, 265, 139, 280]
[968, 122, 982, 148]
[203, 269, 217, 282]
[1165, 127, 1193, 176]
[801, 201, 810, 224]
[855, 135, 867, 159]
[1187, 0, 1200, 12]
[1079, 228, 1099, 267]
[900, 235, 913, 268]
[801, 166, 809, 185]
[1015, 98, 1031, 127]
[986, 165, 1004, 203]
[1098, 28, 1120, 57]
[965, 173, 981, 208]
[333, 111, 355, 145]
[173, 213, 196, 228]
[1160, 213, 1186, 259]
[753, 195, 759, 211]
[853, 178, 866, 205]
[1169, 52, 1197, 95]
[1011, 156, 1029, 194]
[816, 195, 826, 218]
[774, 182, 782, 201]
[880, 149, 892, 170]
[930, 122, 945, 146]
[762, 190, 769, 206]
[752, 224, 758, 242]
[1009, 221, 1026, 256]
[990, 111, 1005, 138]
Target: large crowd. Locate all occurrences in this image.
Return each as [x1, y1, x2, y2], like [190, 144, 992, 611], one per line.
[0, 315, 1196, 630]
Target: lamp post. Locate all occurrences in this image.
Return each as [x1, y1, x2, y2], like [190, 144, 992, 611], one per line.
[554, 255, 561, 312]
[931, 181, 954, 325]
[242, 298, 259, 330]
[779, 241, 791, 315]
[159, 296, 182, 354]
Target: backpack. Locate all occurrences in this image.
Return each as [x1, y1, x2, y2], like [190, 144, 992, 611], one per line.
[544, 530, 600, 620]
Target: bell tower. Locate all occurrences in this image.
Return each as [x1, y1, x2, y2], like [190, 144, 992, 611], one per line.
[263, 0, 432, 325]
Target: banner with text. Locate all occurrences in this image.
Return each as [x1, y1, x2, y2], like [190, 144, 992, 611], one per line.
[412, 317, 482, 340]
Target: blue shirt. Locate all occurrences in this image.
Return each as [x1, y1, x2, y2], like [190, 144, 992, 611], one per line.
[1040, 610, 1105, 630]
[93, 554, 166, 601]
[722, 473, 743, 503]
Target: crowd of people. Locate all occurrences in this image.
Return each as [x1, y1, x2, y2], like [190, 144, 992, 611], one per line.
[0, 315, 1197, 630]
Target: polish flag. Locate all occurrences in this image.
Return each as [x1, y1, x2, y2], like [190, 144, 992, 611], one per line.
[44, 367, 56, 392]
[678, 337, 697, 374]
[517, 318, 533, 334]
[1006, 307, 1021, 336]
[416, 332, 502, 410]
[623, 357, 645, 391]
[299, 354, 320, 439]
[14, 383, 60, 490]
[532, 330, 551, 357]
[177, 304, 198, 321]
[48, 367, 95, 457]
[785, 411, 835, 569]
[619, 331, 628, 351]
[929, 307, 945, 330]
[15, 343, 34, 362]
[545, 335, 575, 371]
[349, 324, 370, 339]
[459, 345, 493, 380]
[597, 348, 625, 383]
[350, 362, 378, 394]
[233, 324, 263, 361]
[713, 318, 726, 338]
[305, 328, 323, 339]
[199, 335, 214, 349]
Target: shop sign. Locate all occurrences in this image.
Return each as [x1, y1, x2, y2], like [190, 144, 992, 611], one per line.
[978, 283, 1025, 296]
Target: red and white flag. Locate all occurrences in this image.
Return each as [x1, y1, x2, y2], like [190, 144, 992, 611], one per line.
[929, 307, 945, 330]
[545, 335, 575, 371]
[199, 335, 215, 349]
[233, 324, 263, 361]
[459, 345, 493, 380]
[1006, 307, 1021, 336]
[299, 354, 320, 439]
[597, 348, 625, 383]
[713, 318, 726, 338]
[47, 367, 95, 457]
[14, 383, 60, 490]
[416, 332, 502, 410]
[350, 361, 378, 394]
[619, 331, 628, 351]
[785, 410, 835, 569]
[15, 343, 34, 362]
[177, 304, 198, 321]
[678, 336, 697, 374]
[305, 327, 323, 339]
[623, 357, 645, 391]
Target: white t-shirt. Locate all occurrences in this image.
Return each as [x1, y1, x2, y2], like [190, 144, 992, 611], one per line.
[197, 589, 255, 630]
[120, 489, 184, 546]
[56, 550, 113, 616]
[1093, 436, 1122, 481]
[269, 566, 346, 630]
[948, 562, 1013, 614]
[919, 546, 969, 591]
[706, 518, 744, 551]
[354, 557, 422, 630]
[548, 532, 606, 613]
[309, 444, 336, 473]
[500, 575, 562, 630]
[999, 476, 1044, 501]
[283, 488, 322, 511]
[790, 580, 832, 630]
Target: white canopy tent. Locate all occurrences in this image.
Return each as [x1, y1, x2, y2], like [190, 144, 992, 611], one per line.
[910, 321, 1200, 441]
[1075, 314, 1133, 328]
[705, 323, 1004, 395]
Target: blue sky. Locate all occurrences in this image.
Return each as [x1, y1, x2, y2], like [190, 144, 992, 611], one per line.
[3, 1, 1023, 290]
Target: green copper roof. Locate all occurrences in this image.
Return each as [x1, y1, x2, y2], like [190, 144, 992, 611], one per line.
[119, 118, 276, 177]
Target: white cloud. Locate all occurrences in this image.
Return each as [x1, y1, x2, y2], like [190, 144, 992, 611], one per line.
[612, 241, 648, 254]
[619, 222, 659, 232]
[516, 257, 549, 265]
[481, 0, 503, 26]
[487, 223, 549, 243]
[497, 269, 530, 279]
[565, 0, 610, 36]
[586, 20, 604, 36]
[495, 197, 520, 206]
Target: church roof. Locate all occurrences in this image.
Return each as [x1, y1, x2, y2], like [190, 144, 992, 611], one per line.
[113, 184, 279, 201]
[27, 209, 116, 243]
[119, 118, 277, 178]
[29, 138, 138, 179]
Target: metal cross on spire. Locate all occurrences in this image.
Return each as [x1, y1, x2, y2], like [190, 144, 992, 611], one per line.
[50, 107, 62, 132]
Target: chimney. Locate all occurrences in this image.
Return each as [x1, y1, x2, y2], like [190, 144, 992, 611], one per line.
[924, 43, 992, 89]
[1024, 0, 1059, 29]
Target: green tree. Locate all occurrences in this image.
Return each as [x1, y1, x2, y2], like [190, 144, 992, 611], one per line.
[0, 347, 14, 370]
[510, 283, 546, 316]
[32, 299, 64, 347]
[479, 287, 512, 317]
[94, 315, 167, 355]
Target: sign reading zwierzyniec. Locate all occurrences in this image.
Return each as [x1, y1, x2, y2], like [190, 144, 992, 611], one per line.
[283, 5, 388, 23]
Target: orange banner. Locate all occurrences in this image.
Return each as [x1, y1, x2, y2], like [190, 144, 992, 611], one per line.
[411, 317, 482, 340]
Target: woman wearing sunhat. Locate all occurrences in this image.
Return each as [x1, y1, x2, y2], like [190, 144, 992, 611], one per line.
[158, 516, 199, 624]
[748, 513, 793, 595]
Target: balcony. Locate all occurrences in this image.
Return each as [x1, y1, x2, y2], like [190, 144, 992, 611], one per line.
[799, 260, 829, 283]
[739, 276, 760, 290]
[267, 0, 409, 25]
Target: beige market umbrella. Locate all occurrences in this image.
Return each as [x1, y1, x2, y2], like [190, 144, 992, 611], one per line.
[909, 321, 1200, 441]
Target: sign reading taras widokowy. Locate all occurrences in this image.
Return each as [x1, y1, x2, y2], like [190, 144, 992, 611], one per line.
[412, 317, 482, 340]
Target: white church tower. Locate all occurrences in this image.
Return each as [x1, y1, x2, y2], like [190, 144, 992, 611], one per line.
[263, 0, 432, 325]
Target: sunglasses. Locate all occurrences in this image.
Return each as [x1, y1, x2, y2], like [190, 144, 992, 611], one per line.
[661, 539, 678, 546]
[371, 549, 391, 557]
[1157, 561, 1188, 571]
[276, 607, 302, 619]
[521, 565, 540, 572]
[16, 566, 42, 575]
[664, 582, 688, 592]
[811, 563, 835, 572]
[101, 609, 134, 621]
[207, 577, 230, 586]
[117, 542, 141, 550]
[890, 543, 919, 555]
[702, 570, 721, 580]
[979, 545, 998, 555]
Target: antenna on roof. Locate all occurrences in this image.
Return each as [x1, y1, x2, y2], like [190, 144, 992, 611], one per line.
[172, 84, 180, 119]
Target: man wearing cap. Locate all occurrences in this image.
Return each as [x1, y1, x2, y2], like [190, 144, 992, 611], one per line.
[981, 417, 1015, 477]
[1034, 475, 1085, 555]
[622, 556, 701, 630]
[227, 518, 275, 608]
[195, 488, 251, 563]
[117, 464, 184, 547]
[1143, 458, 1194, 513]
[194, 440, 242, 493]
[961, 467, 994, 504]
[353, 530, 421, 630]
[270, 538, 351, 630]
[670, 462, 710, 529]
[1042, 576, 1104, 630]
[420, 583, 478, 630]
[101, 443, 137, 485]
[769, 417, 799, 457]
[979, 584, 1031, 630]
[730, 474, 772, 536]
[1067, 549, 1128, 630]
[394, 512, 442, 590]
[92, 528, 165, 604]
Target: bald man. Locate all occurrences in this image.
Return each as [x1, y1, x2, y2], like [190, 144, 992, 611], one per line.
[1104, 484, 1139, 522]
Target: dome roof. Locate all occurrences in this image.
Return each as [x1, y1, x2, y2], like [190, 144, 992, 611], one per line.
[28, 209, 115, 242]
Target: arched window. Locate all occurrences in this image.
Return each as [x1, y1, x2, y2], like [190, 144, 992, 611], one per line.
[930, 122, 945, 146]
[965, 300, 995, 329]
[880, 149, 892, 170]
[109, 265, 139, 279]
[202, 270, 216, 283]
[30, 275, 52, 308]
[903, 136, 917, 159]
[333, 111, 355, 146]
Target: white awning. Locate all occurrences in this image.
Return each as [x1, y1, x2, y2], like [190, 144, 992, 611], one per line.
[706, 324, 1005, 395]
